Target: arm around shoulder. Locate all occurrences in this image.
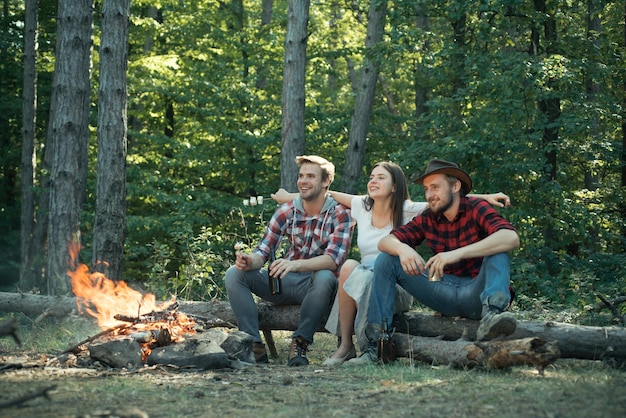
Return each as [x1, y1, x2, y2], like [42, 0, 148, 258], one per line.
[469, 192, 511, 208]
[271, 188, 298, 204]
[378, 233, 403, 255]
[327, 190, 358, 208]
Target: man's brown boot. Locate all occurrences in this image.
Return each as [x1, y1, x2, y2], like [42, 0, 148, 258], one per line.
[476, 294, 516, 341]
[253, 342, 269, 364]
[287, 336, 309, 367]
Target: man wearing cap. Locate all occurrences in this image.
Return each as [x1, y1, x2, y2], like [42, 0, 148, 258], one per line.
[348, 159, 519, 365]
[226, 155, 352, 367]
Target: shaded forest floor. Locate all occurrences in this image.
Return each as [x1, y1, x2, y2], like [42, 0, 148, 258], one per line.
[1, 330, 626, 418]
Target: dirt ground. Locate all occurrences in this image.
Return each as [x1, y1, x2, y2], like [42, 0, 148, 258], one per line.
[1, 332, 626, 418]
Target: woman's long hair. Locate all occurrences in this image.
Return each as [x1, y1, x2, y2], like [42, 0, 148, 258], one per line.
[363, 161, 411, 229]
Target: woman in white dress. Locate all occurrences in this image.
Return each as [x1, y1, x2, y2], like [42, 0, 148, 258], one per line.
[272, 161, 510, 365]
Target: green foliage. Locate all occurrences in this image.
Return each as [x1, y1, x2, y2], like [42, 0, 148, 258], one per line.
[1, 0, 624, 323]
[137, 198, 277, 301]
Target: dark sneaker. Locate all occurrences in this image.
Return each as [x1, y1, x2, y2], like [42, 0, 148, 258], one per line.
[477, 310, 516, 341]
[345, 342, 377, 366]
[287, 337, 309, 367]
[253, 342, 269, 364]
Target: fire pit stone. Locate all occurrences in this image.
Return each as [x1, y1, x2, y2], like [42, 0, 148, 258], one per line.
[148, 329, 230, 369]
[89, 336, 143, 369]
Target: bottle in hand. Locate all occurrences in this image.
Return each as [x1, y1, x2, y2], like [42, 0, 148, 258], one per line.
[268, 248, 282, 295]
[377, 317, 395, 364]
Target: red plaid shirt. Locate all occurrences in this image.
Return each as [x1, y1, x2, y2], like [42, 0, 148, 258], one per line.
[390, 197, 516, 278]
[253, 197, 352, 273]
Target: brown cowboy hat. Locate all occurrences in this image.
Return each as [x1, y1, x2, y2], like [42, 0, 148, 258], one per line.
[412, 159, 472, 194]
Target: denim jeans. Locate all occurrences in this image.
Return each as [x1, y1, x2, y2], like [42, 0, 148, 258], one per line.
[366, 252, 512, 335]
[225, 265, 337, 344]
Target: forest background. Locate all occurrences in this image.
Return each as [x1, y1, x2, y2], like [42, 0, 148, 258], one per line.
[0, 0, 624, 325]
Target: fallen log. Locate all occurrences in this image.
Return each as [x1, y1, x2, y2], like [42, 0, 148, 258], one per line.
[391, 333, 561, 375]
[1, 291, 625, 361]
[391, 311, 626, 362]
[0, 292, 76, 318]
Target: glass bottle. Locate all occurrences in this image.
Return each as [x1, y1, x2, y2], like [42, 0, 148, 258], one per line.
[268, 246, 282, 295]
[377, 317, 395, 364]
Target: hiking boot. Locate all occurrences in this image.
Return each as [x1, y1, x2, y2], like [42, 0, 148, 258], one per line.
[476, 293, 517, 341]
[287, 337, 309, 367]
[345, 342, 377, 366]
[253, 342, 269, 364]
[477, 308, 516, 341]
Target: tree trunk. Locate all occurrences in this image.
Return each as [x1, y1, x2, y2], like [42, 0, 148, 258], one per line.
[450, 11, 467, 93]
[534, 0, 561, 181]
[255, 0, 273, 90]
[583, 0, 600, 191]
[1, 292, 625, 362]
[621, 1, 626, 239]
[280, 0, 309, 191]
[46, 0, 93, 295]
[413, 9, 430, 137]
[341, 0, 387, 194]
[92, 0, 129, 282]
[19, 0, 40, 291]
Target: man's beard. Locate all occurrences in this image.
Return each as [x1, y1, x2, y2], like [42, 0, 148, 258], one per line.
[430, 191, 454, 213]
[300, 186, 323, 201]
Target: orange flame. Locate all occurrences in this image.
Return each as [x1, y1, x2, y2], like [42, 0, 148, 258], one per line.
[67, 244, 195, 344]
[68, 262, 168, 328]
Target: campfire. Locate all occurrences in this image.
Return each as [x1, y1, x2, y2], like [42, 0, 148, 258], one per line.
[63, 245, 253, 370]
[67, 245, 196, 361]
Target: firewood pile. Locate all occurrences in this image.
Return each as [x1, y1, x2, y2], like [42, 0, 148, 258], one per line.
[58, 302, 251, 369]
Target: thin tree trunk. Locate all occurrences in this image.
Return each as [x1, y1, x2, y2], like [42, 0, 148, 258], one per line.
[46, 0, 93, 295]
[19, 0, 40, 290]
[280, 0, 309, 191]
[621, 1, 626, 239]
[255, 0, 273, 90]
[534, 0, 560, 181]
[92, 0, 129, 281]
[583, 0, 600, 192]
[413, 10, 430, 137]
[341, 0, 387, 193]
[450, 10, 467, 93]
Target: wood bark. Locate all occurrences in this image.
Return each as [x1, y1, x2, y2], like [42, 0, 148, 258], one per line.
[280, 0, 309, 191]
[19, 0, 39, 290]
[413, 9, 430, 132]
[255, 0, 273, 90]
[92, 0, 129, 281]
[2, 292, 625, 362]
[392, 333, 560, 374]
[46, 0, 93, 295]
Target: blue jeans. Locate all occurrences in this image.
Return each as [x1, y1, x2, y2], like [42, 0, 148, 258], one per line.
[367, 252, 512, 335]
[225, 266, 337, 344]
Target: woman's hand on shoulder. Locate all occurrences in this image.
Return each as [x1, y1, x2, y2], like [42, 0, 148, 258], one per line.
[271, 188, 297, 204]
[484, 192, 511, 208]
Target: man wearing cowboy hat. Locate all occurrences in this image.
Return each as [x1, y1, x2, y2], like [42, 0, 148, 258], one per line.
[348, 159, 519, 365]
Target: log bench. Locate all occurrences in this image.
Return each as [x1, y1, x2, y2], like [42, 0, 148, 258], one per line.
[259, 302, 332, 358]
[2, 292, 626, 362]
